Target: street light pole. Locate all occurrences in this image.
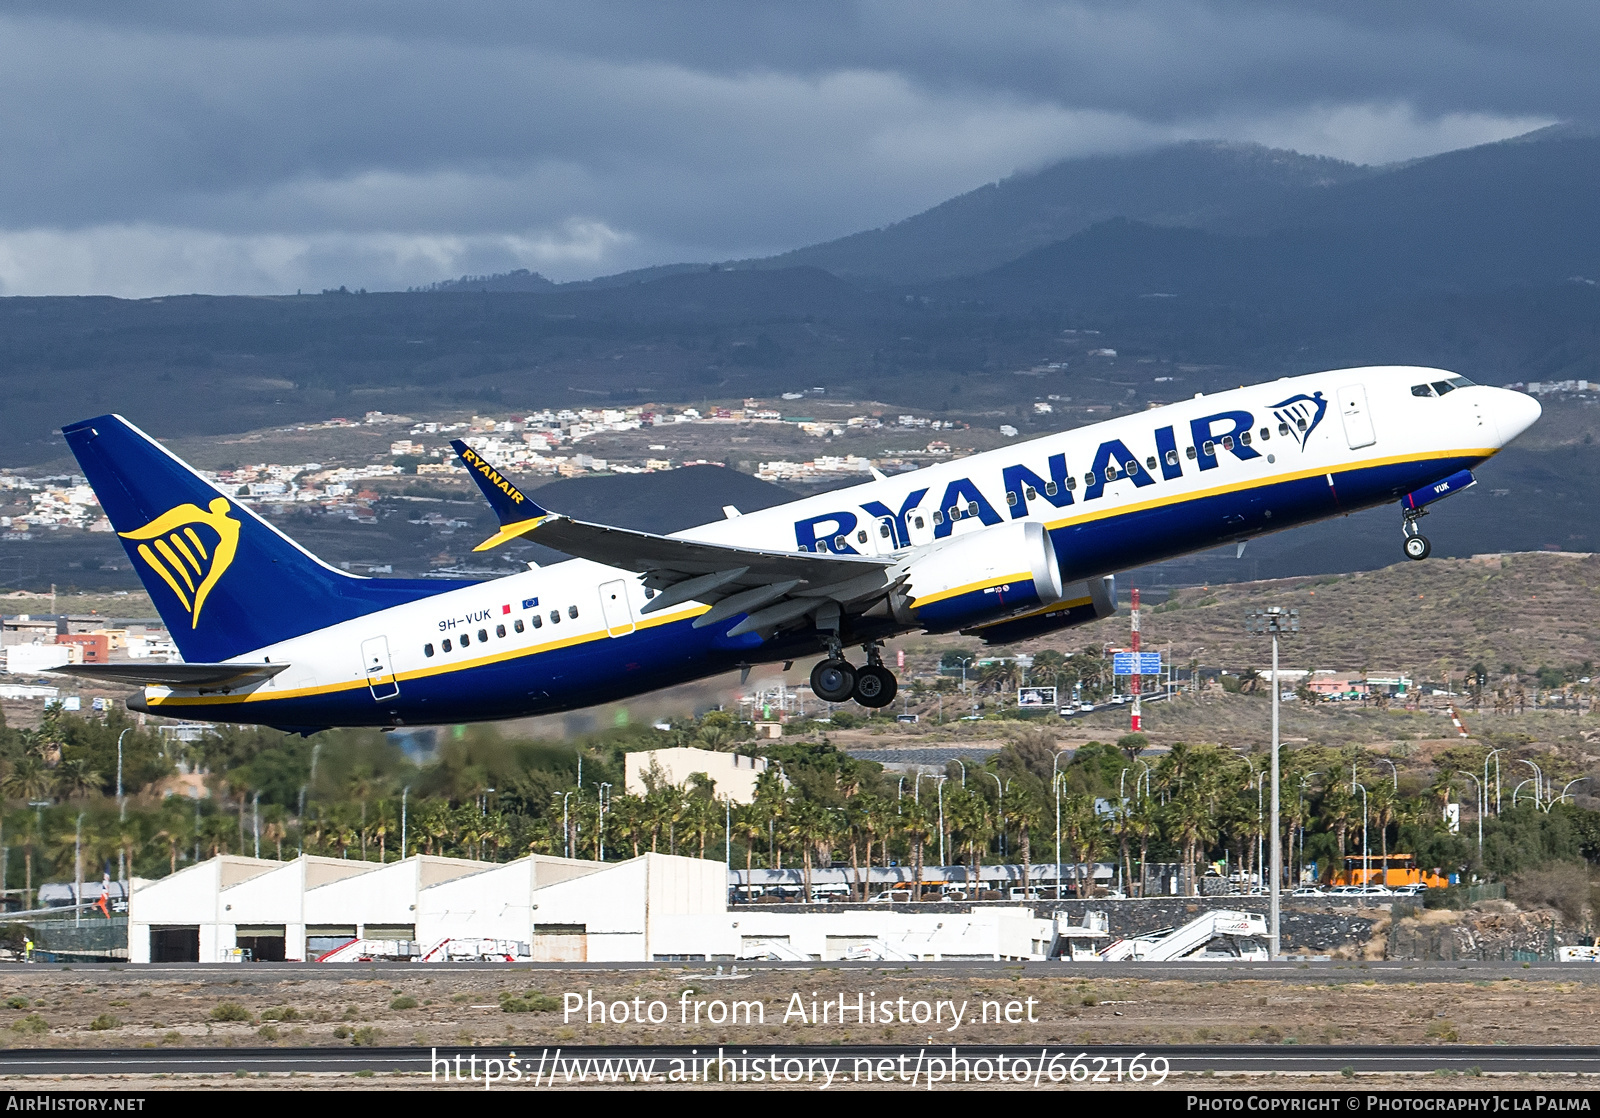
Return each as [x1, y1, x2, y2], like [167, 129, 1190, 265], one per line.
[986, 772, 1004, 861]
[1353, 782, 1370, 888]
[1052, 750, 1069, 900]
[400, 786, 409, 860]
[1247, 607, 1298, 958]
[1484, 748, 1503, 816]
[115, 728, 130, 822]
[1518, 759, 1543, 811]
[1455, 771, 1482, 865]
[936, 777, 948, 868]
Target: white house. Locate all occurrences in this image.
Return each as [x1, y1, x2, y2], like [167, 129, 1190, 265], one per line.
[624, 746, 772, 804]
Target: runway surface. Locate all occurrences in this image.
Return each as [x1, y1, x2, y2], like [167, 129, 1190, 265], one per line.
[0, 1043, 1595, 1079]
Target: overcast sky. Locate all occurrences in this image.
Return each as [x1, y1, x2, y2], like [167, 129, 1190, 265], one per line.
[0, 1, 1588, 297]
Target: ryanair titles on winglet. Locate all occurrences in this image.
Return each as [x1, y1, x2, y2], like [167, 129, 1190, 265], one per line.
[460, 446, 528, 506]
[792, 393, 1328, 554]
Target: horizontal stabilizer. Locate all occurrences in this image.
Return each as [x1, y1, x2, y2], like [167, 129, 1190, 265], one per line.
[47, 662, 290, 691]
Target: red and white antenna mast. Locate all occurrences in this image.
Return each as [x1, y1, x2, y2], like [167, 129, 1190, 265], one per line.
[1130, 587, 1142, 732]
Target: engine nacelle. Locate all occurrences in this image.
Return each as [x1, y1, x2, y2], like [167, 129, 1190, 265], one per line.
[967, 574, 1117, 644]
[891, 520, 1066, 633]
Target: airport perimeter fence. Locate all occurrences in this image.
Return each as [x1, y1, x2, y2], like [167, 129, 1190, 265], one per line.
[26, 915, 128, 961]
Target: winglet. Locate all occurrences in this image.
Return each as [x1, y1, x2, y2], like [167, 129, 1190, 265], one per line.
[450, 439, 554, 550]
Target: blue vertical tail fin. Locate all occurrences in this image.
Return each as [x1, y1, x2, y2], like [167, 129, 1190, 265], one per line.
[62, 415, 460, 662]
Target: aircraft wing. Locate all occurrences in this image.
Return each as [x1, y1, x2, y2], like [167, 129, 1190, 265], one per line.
[46, 662, 290, 691]
[451, 440, 901, 636]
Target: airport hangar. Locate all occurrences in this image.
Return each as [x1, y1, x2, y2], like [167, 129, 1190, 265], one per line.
[127, 851, 1058, 964]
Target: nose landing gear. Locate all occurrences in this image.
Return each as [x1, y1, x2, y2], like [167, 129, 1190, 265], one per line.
[808, 642, 899, 708]
[1402, 508, 1431, 561]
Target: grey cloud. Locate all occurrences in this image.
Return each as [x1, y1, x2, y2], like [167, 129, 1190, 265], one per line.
[0, 2, 1590, 294]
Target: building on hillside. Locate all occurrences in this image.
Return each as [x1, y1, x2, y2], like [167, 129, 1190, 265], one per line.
[623, 746, 772, 804]
[1305, 672, 1368, 701]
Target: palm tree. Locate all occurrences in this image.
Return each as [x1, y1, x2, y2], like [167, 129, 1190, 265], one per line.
[9, 810, 40, 906]
[731, 803, 765, 899]
[1370, 781, 1400, 887]
[370, 799, 397, 863]
[2, 757, 55, 805]
[898, 798, 932, 901]
[1008, 790, 1045, 894]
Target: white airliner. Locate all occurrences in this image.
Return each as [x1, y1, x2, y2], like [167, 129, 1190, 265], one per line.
[56, 366, 1538, 732]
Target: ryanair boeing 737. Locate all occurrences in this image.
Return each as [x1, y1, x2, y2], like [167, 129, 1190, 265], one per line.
[54, 366, 1539, 732]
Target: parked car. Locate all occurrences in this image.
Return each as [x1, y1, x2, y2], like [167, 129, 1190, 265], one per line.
[1078, 703, 1095, 712]
[1326, 885, 1365, 896]
[869, 889, 914, 904]
[1290, 887, 1325, 897]
[1009, 888, 1043, 901]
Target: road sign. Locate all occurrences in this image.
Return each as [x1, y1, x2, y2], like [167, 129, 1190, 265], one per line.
[1017, 686, 1056, 707]
[1112, 652, 1162, 675]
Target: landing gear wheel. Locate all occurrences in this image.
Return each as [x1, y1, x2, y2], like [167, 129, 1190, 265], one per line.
[852, 664, 898, 708]
[1403, 534, 1431, 561]
[810, 658, 857, 703]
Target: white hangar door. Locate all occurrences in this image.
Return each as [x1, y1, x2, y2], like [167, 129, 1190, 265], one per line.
[1337, 383, 1377, 450]
[360, 636, 400, 701]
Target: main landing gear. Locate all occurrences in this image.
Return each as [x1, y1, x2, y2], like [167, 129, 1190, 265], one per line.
[809, 641, 898, 708]
[1402, 507, 1432, 561]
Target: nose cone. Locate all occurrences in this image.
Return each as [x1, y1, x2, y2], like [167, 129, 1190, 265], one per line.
[1495, 388, 1542, 447]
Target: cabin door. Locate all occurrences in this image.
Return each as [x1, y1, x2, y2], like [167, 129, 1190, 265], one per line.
[360, 636, 400, 701]
[1337, 384, 1377, 449]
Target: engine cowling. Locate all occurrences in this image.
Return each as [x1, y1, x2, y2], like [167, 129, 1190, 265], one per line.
[967, 574, 1117, 644]
[891, 520, 1065, 633]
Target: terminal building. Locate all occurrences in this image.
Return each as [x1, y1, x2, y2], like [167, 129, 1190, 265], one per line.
[127, 851, 1056, 964]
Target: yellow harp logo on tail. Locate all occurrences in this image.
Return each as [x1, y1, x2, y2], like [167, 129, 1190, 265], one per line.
[119, 498, 240, 628]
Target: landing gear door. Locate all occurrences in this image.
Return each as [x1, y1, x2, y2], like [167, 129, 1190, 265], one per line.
[599, 579, 635, 637]
[360, 636, 399, 701]
[1337, 384, 1377, 449]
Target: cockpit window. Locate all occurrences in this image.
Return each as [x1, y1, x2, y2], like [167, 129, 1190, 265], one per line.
[1446, 376, 1476, 388]
[1431, 380, 1456, 395]
[1411, 384, 1435, 397]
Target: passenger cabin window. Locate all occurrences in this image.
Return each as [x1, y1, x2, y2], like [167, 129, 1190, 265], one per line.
[1025, 486, 1037, 500]
[531, 614, 542, 629]
[931, 510, 944, 525]
[550, 610, 561, 624]
[1146, 456, 1158, 470]
[1259, 428, 1270, 441]
[878, 522, 891, 537]
[1239, 432, 1251, 445]
[1103, 466, 1117, 481]
[1005, 491, 1018, 506]
[1044, 481, 1057, 496]
[1124, 460, 1138, 475]
[1278, 422, 1290, 435]
[1165, 450, 1179, 465]
[441, 638, 452, 652]
[514, 619, 524, 634]
[477, 629, 488, 643]
[1296, 418, 1307, 430]
[856, 530, 868, 544]
[1063, 477, 1076, 491]
[1186, 446, 1197, 459]
[459, 634, 470, 647]
[913, 515, 925, 529]
[424, 643, 435, 657]
[1202, 440, 1215, 456]
[966, 502, 979, 517]
[1220, 435, 1234, 450]
[834, 535, 847, 550]
[568, 605, 579, 619]
[495, 624, 506, 638]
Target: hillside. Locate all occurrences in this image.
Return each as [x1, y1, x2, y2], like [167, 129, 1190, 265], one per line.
[1048, 551, 1600, 681]
[744, 141, 1368, 283]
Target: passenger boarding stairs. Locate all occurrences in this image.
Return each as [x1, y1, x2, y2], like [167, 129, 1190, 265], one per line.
[1099, 910, 1268, 962]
